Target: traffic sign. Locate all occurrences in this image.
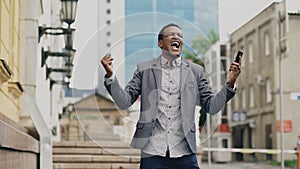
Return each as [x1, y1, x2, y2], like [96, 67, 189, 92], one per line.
[232, 111, 247, 122]
[277, 120, 292, 132]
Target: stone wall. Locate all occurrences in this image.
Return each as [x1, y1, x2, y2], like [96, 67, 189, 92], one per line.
[0, 112, 39, 169]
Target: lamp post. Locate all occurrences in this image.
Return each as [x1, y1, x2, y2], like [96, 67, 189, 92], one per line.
[278, 10, 286, 169]
[46, 66, 71, 80]
[41, 47, 70, 67]
[50, 78, 70, 91]
[65, 48, 76, 67]
[41, 47, 75, 67]
[34, 0, 79, 168]
[64, 29, 75, 50]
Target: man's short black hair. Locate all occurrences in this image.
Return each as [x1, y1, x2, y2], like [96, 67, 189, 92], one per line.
[158, 23, 182, 41]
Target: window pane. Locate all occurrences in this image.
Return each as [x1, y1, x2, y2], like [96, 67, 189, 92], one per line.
[234, 96, 239, 110]
[242, 88, 246, 109]
[266, 79, 272, 102]
[265, 33, 270, 56]
[248, 43, 253, 63]
[250, 85, 254, 107]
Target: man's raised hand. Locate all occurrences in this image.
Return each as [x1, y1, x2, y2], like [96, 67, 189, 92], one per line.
[101, 53, 114, 78]
[227, 55, 242, 88]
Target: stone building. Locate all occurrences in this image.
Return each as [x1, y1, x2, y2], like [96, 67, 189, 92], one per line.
[1, 0, 79, 168]
[0, 0, 39, 168]
[229, 1, 300, 161]
[61, 93, 129, 142]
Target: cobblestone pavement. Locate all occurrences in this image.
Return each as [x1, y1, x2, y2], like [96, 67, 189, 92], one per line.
[200, 162, 294, 169]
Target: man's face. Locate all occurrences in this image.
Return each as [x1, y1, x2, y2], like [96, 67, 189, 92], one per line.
[158, 26, 183, 57]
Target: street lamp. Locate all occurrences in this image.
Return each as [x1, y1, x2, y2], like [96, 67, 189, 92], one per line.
[50, 78, 70, 91]
[39, 0, 78, 43]
[65, 49, 76, 78]
[46, 65, 72, 80]
[38, 27, 74, 43]
[65, 48, 76, 67]
[41, 47, 76, 68]
[61, 0, 79, 26]
[41, 47, 70, 67]
[39, 0, 79, 90]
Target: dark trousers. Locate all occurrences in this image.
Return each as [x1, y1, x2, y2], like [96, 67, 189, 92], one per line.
[140, 152, 200, 169]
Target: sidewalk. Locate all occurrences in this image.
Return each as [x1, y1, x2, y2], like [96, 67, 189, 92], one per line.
[200, 162, 293, 169]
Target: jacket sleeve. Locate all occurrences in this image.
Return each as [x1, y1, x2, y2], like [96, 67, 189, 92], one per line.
[197, 66, 236, 115]
[104, 67, 142, 110]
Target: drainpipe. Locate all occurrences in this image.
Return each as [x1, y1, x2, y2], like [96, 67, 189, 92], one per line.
[20, 0, 52, 169]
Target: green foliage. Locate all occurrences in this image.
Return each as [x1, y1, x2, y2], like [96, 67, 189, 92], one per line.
[208, 29, 219, 44]
[182, 49, 204, 67]
[71, 112, 78, 120]
[190, 29, 219, 57]
[182, 49, 197, 60]
[268, 160, 297, 167]
[183, 28, 219, 65]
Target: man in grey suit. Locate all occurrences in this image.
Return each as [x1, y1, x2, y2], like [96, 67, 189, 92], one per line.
[101, 23, 241, 169]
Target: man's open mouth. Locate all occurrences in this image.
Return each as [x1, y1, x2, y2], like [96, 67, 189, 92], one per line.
[171, 41, 180, 50]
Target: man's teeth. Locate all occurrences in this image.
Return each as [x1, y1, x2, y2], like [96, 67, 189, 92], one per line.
[171, 42, 179, 48]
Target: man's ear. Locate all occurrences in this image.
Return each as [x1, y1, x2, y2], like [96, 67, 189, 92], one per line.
[158, 40, 163, 48]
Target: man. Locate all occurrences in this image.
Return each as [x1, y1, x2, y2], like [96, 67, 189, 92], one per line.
[101, 23, 241, 169]
[297, 135, 300, 150]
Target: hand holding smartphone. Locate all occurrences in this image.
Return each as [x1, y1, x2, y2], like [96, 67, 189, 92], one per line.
[227, 50, 243, 87]
[234, 50, 243, 63]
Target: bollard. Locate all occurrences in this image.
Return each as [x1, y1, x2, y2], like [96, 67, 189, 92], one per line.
[298, 150, 300, 169]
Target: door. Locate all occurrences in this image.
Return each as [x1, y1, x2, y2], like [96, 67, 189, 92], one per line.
[265, 124, 273, 160]
[233, 126, 244, 161]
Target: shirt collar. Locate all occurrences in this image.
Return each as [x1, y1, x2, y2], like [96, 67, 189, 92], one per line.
[160, 55, 182, 68]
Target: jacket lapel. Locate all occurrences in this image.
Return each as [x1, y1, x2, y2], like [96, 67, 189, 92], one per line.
[152, 56, 162, 90]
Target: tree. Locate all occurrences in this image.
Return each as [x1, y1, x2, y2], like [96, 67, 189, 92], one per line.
[184, 28, 219, 58]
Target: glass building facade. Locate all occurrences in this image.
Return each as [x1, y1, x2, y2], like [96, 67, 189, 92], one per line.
[124, 0, 219, 83]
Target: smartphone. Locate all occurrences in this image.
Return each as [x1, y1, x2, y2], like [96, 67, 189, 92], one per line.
[234, 50, 243, 63]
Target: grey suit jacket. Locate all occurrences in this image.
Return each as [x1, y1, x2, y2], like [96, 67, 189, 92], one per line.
[104, 56, 236, 153]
